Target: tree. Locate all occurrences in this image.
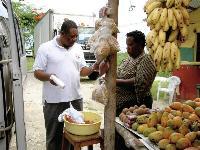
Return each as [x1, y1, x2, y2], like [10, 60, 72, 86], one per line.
[12, 1, 40, 51]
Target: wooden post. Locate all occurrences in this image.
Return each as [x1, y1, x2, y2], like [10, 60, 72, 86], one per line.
[104, 0, 119, 150]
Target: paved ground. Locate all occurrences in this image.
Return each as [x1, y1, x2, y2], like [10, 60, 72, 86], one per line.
[9, 73, 168, 150]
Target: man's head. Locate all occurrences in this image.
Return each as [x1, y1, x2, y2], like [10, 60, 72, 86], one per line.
[59, 20, 78, 49]
[126, 30, 145, 58]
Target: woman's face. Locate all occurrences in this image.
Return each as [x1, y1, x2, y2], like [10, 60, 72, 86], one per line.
[126, 36, 142, 58]
[60, 28, 78, 48]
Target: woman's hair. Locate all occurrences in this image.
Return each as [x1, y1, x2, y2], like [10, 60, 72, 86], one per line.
[60, 19, 78, 34]
[126, 30, 145, 48]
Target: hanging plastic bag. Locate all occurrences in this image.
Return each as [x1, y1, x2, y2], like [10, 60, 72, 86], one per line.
[92, 78, 108, 105]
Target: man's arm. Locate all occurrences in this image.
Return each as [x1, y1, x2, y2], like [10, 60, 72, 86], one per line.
[34, 70, 57, 85]
[34, 70, 50, 81]
[80, 62, 99, 76]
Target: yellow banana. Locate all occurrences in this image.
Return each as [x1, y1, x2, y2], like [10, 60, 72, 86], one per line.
[166, 0, 175, 8]
[163, 42, 171, 66]
[168, 8, 174, 27]
[167, 58, 173, 72]
[168, 29, 179, 42]
[175, 48, 181, 69]
[147, 10, 155, 25]
[170, 41, 179, 63]
[179, 6, 190, 21]
[155, 21, 162, 31]
[152, 35, 159, 50]
[172, 16, 178, 30]
[159, 29, 166, 46]
[146, 32, 153, 48]
[151, 8, 163, 25]
[184, 19, 190, 26]
[159, 8, 168, 27]
[144, 0, 160, 12]
[146, 1, 162, 14]
[148, 47, 156, 58]
[173, 8, 184, 27]
[146, 30, 157, 48]
[163, 19, 170, 31]
[150, 29, 158, 44]
[180, 24, 189, 39]
[154, 45, 164, 71]
[182, 0, 192, 7]
[175, 0, 182, 8]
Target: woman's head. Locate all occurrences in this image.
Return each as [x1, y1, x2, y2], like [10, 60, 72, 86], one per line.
[126, 30, 145, 58]
[59, 20, 78, 48]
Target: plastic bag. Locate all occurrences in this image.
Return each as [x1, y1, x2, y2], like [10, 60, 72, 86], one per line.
[94, 40, 110, 63]
[58, 103, 84, 123]
[92, 78, 108, 105]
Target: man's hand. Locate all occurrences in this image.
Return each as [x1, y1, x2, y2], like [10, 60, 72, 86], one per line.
[34, 70, 58, 86]
[99, 60, 109, 76]
[49, 77, 57, 86]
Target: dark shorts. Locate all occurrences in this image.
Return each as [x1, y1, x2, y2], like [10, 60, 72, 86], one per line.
[43, 99, 83, 150]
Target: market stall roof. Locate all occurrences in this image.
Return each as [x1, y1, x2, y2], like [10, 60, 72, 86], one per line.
[188, 0, 200, 11]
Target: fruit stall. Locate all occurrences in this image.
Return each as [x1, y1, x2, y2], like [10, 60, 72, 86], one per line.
[113, 0, 200, 149]
[116, 100, 200, 150]
[86, 0, 200, 149]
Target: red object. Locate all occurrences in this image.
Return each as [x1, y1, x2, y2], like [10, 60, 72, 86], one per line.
[173, 64, 200, 100]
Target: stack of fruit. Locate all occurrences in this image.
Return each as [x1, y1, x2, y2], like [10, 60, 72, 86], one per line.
[118, 98, 200, 149]
[144, 0, 191, 72]
[119, 105, 151, 128]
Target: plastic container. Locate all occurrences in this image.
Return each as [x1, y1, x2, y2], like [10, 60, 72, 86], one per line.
[64, 111, 101, 135]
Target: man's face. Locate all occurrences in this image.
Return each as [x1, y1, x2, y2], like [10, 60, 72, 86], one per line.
[126, 36, 141, 58]
[61, 28, 78, 48]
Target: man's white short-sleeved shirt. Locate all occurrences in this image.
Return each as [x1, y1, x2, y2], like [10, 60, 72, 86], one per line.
[33, 36, 86, 103]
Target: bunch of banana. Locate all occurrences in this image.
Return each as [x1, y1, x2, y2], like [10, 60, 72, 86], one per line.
[144, 0, 191, 72]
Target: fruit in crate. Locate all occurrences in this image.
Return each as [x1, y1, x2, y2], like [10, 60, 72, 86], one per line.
[195, 107, 200, 117]
[137, 124, 148, 134]
[176, 137, 191, 149]
[179, 124, 190, 135]
[148, 131, 164, 143]
[184, 100, 197, 109]
[185, 132, 197, 143]
[163, 127, 175, 139]
[143, 127, 157, 137]
[158, 139, 170, 149]
[169, 132, 184, 143]
[165, 144, 176, 150]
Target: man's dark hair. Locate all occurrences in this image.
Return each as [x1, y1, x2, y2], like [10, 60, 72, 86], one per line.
[126, 30, 145, 48]
[60, 20, 78, 34]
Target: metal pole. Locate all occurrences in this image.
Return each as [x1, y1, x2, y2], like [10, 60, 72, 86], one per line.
[104, 0, 119, 149]
[7, 0, 27, 149]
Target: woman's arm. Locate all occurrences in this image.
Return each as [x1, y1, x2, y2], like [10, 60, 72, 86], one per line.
[116, 78, 135, 87]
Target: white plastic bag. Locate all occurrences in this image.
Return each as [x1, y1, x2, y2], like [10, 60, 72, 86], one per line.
[92, 78, 108, 105]
[58, 103, 84, 123]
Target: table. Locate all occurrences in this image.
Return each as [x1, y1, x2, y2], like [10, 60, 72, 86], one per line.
[61, 129, 103, 150]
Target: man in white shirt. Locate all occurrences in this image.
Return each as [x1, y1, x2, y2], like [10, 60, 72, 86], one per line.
[33, 20, 97, 150]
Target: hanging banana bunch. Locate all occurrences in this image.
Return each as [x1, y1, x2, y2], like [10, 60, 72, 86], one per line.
[144, 0, 191, 72]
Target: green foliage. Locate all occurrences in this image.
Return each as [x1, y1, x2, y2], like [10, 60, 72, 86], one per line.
[117, 52, 128, 66]
[157, 71, 171, 78]
[12, 1, 38, 49]
[26, 57, 34, 71]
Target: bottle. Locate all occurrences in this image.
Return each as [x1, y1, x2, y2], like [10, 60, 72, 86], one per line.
[50, 75, 65, 89]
